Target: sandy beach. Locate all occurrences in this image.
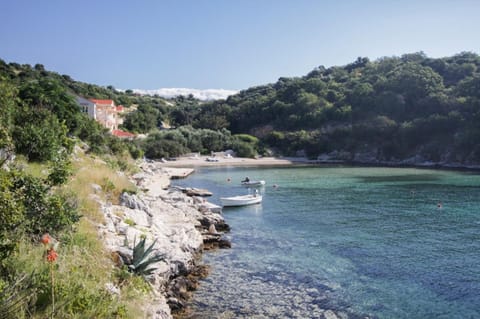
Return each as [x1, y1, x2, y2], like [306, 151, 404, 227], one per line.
[137, 156, 309, 195]
[156, 155, 315, 168]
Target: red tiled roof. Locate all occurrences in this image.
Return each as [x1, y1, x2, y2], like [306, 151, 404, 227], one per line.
[112, 129, 136, 138]
[90, 99, 115, 105]
[116, 105, 124, 112]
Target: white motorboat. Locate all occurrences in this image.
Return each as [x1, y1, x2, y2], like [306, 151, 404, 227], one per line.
[241, 180, 266, 187]
[220, 194, 262, 207]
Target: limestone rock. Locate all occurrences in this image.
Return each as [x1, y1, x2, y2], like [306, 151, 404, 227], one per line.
[323, 310, 339, 319]
[120, 192, 149, 213]
[95, 161, 230, 317]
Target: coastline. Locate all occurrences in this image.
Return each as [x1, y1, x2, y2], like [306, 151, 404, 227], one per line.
[155, 155, 314, 168]
[156, 155, 480, 171]
[96, 160, 231, 318]
[109, 156, 479, 318]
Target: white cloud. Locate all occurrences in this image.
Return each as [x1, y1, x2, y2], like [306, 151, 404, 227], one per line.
[131, 88, 238, 101]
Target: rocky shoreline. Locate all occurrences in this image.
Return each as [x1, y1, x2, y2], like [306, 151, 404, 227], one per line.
[92, 156, 479, 318]
[95, 160, 230, 318]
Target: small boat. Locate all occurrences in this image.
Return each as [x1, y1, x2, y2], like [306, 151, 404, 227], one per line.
[241, 180, 266, 187]
[220, 194, 262, 207]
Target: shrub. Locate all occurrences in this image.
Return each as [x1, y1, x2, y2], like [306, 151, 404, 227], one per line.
[231, 140, 256, 158]
[10, 171, 80, 237]
[47, 148, 72, 186]
[0, 170, 25, 259]
[144, 139, 187, 159]
[12, 107, 72, 162]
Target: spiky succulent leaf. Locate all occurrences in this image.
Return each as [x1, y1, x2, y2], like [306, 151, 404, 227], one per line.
[129, 237, 165, 277]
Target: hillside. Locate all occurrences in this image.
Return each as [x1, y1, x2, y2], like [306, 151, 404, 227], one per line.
[0, 59, 228, 318]
[188, 52, 480, 166]
[3, 52, 480, 166]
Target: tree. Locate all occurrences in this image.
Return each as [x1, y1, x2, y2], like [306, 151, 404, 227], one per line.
[122, 103, 159, 133]
[456, 74, 480, 99]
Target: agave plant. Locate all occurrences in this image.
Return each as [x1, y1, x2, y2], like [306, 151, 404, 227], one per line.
[127, 237, 165, 277]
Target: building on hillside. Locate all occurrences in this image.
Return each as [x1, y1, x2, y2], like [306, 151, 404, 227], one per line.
[116, 105, 125, 126]
[112, 129, 136, 139]
[90, 99, 118, 131]
[76, 96, 96, 119]
[75, 96, 135, 138]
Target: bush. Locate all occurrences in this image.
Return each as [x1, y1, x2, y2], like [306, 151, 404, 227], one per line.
[126, 141, 144, 159]
[0, 170, 25, 259]
[47, 149, 72, 186]
[12, 107, 72, 162]
[231, 140, 256, 158]
[144, 139, 187, 159]
[16, 174, 80, 236]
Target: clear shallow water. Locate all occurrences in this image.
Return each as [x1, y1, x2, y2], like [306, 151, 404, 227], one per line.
[172, 166, 480, 319]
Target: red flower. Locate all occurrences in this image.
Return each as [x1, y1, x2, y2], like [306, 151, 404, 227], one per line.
[41, 233, 51, 245]
[46, 248, 58, 262]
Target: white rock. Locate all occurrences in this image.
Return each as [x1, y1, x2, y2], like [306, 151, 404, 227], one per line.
[324, 310, 339, 319]
[95, 160, 226, 318]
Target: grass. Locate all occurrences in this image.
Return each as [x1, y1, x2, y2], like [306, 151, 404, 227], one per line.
[67, 153, 137, 223]
[1, 148, 153, 318]
[124, 218, 136, 226]
[3, 225, 148, 318]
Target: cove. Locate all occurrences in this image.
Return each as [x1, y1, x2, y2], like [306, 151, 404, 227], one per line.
[172, 166, 480, 319]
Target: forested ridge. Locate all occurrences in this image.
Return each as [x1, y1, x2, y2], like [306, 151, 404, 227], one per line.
[2, 52, 480, 165]
[189, 51, 480, 165]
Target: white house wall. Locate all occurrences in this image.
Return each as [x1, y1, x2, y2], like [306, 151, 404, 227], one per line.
[75, 96, 96, 120]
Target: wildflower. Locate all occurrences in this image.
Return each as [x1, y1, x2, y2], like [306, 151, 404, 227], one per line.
[46, 248, 58, 262]
[41, 233, 51, 245]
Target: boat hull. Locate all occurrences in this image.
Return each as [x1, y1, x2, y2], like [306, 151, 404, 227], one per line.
[220, 195, 262, 207]
[241, 180, 266, 187]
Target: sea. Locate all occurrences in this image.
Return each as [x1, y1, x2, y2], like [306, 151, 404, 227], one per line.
[171, 166, 480, 319]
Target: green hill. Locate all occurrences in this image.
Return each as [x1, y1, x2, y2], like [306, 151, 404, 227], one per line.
[2, 52, 480, 165]
[189, 52, 480, 165]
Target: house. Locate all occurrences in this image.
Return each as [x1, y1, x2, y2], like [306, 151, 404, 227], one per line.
[90, 99, 118, 131]
[75, 96, 96, 120]
[116, 105, 125, 126]
[75, 96, 137, 139]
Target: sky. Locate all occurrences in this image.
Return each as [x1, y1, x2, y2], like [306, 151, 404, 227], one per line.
[1, 0, 479, 94]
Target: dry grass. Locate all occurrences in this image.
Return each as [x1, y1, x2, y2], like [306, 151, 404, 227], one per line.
[67, 153, 137, 223]
[4, 150, 151, 318]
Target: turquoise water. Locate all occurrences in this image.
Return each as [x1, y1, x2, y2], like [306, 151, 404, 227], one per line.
[172, 166, 480, 319]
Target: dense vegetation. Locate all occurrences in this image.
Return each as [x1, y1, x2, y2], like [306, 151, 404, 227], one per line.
[122, 52, 480, 164]
[210, 51, 480, 163]
[0, 61, 154, 317]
